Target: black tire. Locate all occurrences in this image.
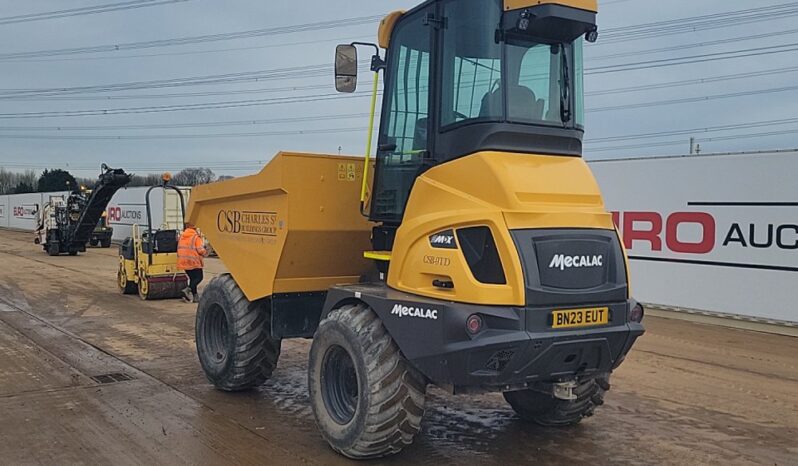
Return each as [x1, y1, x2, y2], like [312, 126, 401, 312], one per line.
[503, 374, 609, 427]
[309, 303, 427, 459]
[47, 242, 60, 256]
[90, 239, 99, 247]
[68, 250, 78, 256]
[101, 238, 112, 248]
[118, 263, 138, 294]
[195, 273, 280, 391]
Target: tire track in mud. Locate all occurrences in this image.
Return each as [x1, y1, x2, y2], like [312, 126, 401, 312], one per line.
[2, 229, 797, 465]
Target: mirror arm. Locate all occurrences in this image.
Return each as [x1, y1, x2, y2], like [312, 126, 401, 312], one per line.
[350, 41, 385, 72]
[370, 54, 386, 72]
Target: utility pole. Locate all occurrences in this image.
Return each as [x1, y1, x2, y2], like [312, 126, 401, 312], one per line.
[689, 137, 695, 155]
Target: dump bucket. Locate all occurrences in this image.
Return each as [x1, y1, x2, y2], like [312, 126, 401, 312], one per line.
[187, 152, 373, 301]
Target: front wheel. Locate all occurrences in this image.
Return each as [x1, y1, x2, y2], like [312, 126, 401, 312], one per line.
[137, 273, 151, 300]
[503, 375, 609, 427]
[195, 274, 281, 391]
[308, 303, 427, 459]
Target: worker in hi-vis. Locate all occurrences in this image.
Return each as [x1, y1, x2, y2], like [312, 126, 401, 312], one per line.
[177, 222, 208, 303]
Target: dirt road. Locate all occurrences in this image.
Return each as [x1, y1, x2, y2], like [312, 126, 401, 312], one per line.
[0, 229, 795, 465]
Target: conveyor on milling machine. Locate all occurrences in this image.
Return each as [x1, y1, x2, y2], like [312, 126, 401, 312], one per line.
[35, 164, 132, 256]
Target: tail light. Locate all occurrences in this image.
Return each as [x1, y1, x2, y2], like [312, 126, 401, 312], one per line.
[628, 302, 644, 323]
[466, 314, 483, 335]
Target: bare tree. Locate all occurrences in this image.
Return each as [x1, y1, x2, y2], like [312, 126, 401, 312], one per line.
[172, 167, 216, 186]
[0, 168, 39, 194]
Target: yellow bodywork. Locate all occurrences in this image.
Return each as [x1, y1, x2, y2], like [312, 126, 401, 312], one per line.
[118, 224, 187, 300]
[387, 151, 616, 306]
[503, 0, 597, 12]
[378, 11, 405, 49]
[187, 152, 373, 301]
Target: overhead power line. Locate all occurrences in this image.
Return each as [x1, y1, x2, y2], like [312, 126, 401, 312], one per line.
[0, 0, 191, 26]
[587, 83, 798, 113]
[589, 26, 798, 61]
[0, 35, 366, 63]
[0, 126, 367, 140]
[0, 92, 374, 119]
[586, 65, 798, 97]
[586, 128, 798, 153]
[3, 35, 794, 101]
[586, 41, 798, 75]
[0, 14, 383, 60]
[1, 2, 796, 63]
[586, 116, 798, 143]
[0, 60, 371, 99]
[0, 112, 371, 131]
[1, 78, 796, 120]
[598, 2, 798, 42]
[0, 126, 793, 170]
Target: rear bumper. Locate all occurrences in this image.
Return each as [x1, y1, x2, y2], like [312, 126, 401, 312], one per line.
[324, 285, 644, 394]
[413, 313, 643, 393]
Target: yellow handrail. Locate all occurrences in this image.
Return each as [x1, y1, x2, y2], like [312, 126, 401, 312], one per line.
[360, 71, 380, 215]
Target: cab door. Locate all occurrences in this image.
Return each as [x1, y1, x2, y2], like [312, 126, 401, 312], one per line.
[370, 5, 435, 225]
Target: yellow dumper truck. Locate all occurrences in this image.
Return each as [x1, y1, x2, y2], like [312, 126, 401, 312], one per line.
[187, 0, 644, 459]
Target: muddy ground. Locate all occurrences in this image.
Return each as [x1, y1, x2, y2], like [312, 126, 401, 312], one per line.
[0, 229, 795, 465]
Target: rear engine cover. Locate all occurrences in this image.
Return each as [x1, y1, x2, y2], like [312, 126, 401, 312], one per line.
[511, 229, 627, 307]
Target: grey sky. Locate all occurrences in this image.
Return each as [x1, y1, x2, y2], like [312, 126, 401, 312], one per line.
[0, 0, 796, 178]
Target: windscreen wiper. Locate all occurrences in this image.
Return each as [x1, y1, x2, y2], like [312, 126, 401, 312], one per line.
[560, 43, 572, 124]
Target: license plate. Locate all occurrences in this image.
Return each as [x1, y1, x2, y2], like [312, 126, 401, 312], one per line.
[551, 307, 609, 329]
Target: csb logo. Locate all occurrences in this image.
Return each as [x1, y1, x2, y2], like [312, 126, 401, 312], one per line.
[217, 210, 241, 233]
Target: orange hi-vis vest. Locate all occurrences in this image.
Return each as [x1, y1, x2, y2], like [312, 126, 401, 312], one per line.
[177, 228, 207, 270]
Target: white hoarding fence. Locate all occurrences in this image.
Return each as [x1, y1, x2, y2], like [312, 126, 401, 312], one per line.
[0, 195, 8, 228]
[590, 150, 798, 324]
[104, 186, 190, 241]
[8, 193, 45, 230]
[2, 186, 191, 242]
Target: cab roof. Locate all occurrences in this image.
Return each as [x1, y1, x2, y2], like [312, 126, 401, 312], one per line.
[378, 0, 598, 48]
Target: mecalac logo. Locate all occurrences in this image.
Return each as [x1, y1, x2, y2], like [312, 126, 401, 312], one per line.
[429, 229, 456, 249]
[391, 304, 439, 320]
[549, 254, 604, 271]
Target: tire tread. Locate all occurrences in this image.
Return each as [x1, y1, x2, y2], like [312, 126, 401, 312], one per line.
[196, 273, 280, 391]
[503, 375, 609, 427]
[313, 303, 426, 459]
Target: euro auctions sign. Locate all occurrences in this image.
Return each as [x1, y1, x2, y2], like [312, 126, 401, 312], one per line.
[590, 150, 798, 323]
[612, 209, 797, 271]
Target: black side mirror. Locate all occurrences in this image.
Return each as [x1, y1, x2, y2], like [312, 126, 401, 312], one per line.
[335, 44, 358, 93]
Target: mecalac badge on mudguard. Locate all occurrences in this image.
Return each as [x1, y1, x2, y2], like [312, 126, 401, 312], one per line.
[390, 303, 439, 320]
[429, 229, 457, 249]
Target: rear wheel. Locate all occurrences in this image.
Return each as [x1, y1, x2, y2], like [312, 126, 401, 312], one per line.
[195, 274, 281, 391]
[101, 238, 112, 248]
[309, 303, 427, 459]
[90, 239, 99, 247]
[118, 262, 138, 294]
[47, 242, 60, 256]
[503, 375, 609, 427]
